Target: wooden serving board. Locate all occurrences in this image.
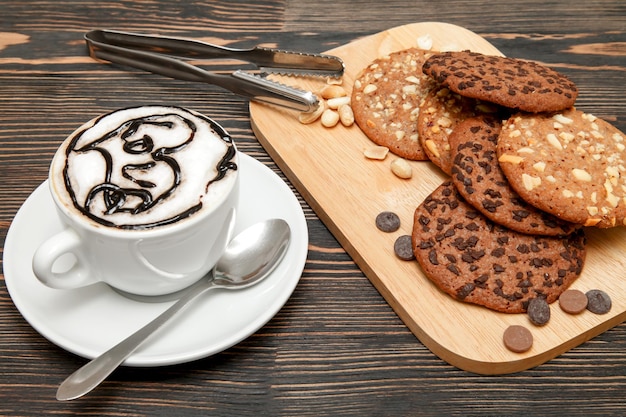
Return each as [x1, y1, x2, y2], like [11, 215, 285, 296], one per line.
[249, 22, 626, 374]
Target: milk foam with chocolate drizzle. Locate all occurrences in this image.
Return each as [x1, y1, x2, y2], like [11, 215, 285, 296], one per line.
[51, 106, 237, 230]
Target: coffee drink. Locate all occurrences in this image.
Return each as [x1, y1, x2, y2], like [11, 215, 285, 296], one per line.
[34, 106, 240, 296]
[50, 105, 238, 230]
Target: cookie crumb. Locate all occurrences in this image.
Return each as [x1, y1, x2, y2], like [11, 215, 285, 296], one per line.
[416, 34, 433, 50]
[364, 146, 389, 160]
[503, 325, 533, 353]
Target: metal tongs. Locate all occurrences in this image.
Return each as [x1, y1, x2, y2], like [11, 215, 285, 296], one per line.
[84, 29, 345, 112]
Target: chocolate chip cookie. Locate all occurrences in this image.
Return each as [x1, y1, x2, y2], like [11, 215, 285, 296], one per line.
[450, 115, 579, 236]
[417, 86, 498, 174]
[411, 181, 587, 313]
[422, 51, 578, 113]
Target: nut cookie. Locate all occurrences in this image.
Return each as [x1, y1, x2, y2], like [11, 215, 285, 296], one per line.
[418, 86, 499, 175]
[411, 181, 586, 313]
[422, 51, 578, 113]
[352, 48, 437, 160]
[450, 115, 579, 236]
[497, 108, 626, 228]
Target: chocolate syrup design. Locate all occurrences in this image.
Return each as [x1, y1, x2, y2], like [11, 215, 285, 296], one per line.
[62, 108, 236, 230]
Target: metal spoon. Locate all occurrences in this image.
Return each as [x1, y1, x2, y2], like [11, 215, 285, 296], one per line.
[56, 218, 291, 401]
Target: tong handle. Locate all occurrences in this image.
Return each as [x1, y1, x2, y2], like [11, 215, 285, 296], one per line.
[85, 30, 319, 112]
[87, 29, 252, 61]
[86, 29, 344, 76]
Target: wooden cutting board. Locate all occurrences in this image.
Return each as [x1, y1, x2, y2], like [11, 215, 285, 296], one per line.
[249, 22, 626, 374]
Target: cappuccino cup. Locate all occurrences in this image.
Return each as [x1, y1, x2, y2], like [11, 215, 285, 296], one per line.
[32, 105, 239, 296]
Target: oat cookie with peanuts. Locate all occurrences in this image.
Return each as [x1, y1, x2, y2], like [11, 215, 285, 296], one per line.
[351, 48, 437, 160]
[417, 85, 499, 175]
[497, 108, 626, 228]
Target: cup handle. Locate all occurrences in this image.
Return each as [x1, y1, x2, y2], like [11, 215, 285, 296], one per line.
[32, 228, 99, 290]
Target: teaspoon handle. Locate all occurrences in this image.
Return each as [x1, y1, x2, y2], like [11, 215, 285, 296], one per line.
[56, 279, 216, 401]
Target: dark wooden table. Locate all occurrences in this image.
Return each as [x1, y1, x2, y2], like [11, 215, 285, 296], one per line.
[1, 1, 625, 415]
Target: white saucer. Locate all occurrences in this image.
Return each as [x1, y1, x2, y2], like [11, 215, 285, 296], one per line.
[3, 153, 308, 367]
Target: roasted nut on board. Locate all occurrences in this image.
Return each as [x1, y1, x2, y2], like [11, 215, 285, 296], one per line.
[390, 158, 412, 179]
[298, 102, 324, 124]
[321, 109, 340, 128]
[338, 104, 355, 127]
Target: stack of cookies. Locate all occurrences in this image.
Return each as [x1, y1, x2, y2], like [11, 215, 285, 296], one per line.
[353, 48, 626, 314]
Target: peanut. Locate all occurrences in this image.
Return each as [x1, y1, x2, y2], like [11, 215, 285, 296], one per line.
[338, 104, 354, 127]
[320, 109, 339, 128]
[320, 84, 347, 99]
[390, 158, 412, 179]
[298, 102, 325, 124]
[522, 173, 541, 191]
[327, 96, 351, 109]
[326, 76, 343, 86]
[607, 192, 620, 208]
[546, 133, 563, 150]
[364, 146, 389, 160]
[553, 113, 573, 125]
[584, 218, 602, 227]
[572, 168, 592, 182]
[532, 162, 546, 172]
[498, 154, 524, 164]
[405, 75, 421, 84]
[424, 139, 440, 157]
[363, 84, 377, 94]
[416, 34, 433, 50]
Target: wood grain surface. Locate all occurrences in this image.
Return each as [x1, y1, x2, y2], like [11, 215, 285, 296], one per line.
[1, 1, 626, 416]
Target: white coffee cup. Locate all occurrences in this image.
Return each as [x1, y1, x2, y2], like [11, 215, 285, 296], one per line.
[32, 105, 239, 296]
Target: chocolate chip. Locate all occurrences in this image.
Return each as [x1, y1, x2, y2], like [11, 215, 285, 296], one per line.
[376, 211, 400, 232]
[485, 189, 501, 199]
[457, 283, 475, 299]
[586, 289, 612, 315]
[419, 240, 434, 249]
[503, 325, 533, 353]
[558, 289, 588, 314]
[447, 264, 460, 275]
[527, 297, 550, 326]
[444, 254, 457, 263]
[394, 235, 415, 261]
[428, 249, 438, 265]
[512, 209, 530, 219]
[466, 223, 479, 231]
